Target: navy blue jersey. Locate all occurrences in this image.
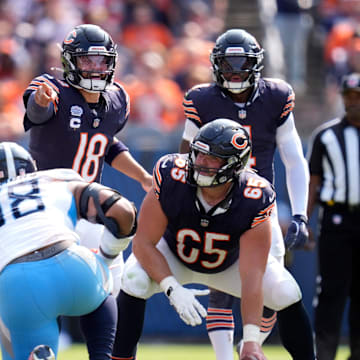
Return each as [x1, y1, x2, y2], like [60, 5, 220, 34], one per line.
[153, 153, 275, 274]
[23, 74, 130, 182]
[183, 78, 295, 183]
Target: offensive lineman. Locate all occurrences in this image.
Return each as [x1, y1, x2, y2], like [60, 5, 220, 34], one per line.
[179, 29, 312, 359]
[112, 119, 315, 360]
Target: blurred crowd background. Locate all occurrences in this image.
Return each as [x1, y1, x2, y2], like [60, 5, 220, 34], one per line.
[1, 0, 360, 147]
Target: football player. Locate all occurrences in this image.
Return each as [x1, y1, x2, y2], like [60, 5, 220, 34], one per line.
[0, 142, 136, 360]
[179, 29, 312, 359]
[22, 23, 151, 294]
[112, 119, 314, 360]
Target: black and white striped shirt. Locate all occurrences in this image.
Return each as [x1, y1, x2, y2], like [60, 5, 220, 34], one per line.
[307, 117, 360, 206]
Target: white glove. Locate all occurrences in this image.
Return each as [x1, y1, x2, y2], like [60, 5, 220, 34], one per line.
[160, 276, 210, 326]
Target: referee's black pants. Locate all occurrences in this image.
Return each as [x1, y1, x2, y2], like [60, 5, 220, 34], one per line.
[315, 206, 360, 360]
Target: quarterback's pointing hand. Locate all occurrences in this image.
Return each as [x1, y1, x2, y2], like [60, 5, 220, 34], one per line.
[34, 82, 57, 108]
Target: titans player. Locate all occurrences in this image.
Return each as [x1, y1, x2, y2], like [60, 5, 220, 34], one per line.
[112, 119, 315, 360]
[0, 142, 136, 360]
[179, 29, 311, 359]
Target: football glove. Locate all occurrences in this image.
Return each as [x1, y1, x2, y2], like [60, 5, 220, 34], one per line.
[160, 276, 210, 326]
[284, 214, 309, 250]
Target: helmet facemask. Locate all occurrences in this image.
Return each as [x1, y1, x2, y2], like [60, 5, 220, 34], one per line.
[188, 142, 250, 188]
[62, 50, 117, 93]
[211, 52, 264, 93]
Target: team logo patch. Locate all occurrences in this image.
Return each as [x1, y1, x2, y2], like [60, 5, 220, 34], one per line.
[70, 105, 83, 117]
[238, 109, 247, 119]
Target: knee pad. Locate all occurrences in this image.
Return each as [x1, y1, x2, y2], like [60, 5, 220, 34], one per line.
[120, 255, 154, 299]
[268, 278, 302, 311]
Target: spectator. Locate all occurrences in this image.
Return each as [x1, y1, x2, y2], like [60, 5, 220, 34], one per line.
[307, 72, 360, 360]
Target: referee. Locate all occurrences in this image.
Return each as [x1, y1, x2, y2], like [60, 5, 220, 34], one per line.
[307, 72, 360, 360]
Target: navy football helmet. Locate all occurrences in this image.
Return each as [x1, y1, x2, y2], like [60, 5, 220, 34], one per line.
[0, 142, 36, 182]
[210, 29, 264, 93]
[187, 119, 251, 187]
[61, 24, 117, 92]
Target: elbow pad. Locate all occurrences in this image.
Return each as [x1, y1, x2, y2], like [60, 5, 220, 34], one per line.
[79, 183, 132, 238]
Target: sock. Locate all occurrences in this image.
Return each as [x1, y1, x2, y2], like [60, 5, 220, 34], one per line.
[207, 307, 234, 360]
[112, 291, 146, 360]
[80, 295, 118, 360]
[259, 307, 277, 344]
[277, 300, 315, 360]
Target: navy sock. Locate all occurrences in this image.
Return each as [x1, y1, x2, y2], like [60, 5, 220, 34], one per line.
[112, 290, 146, 359]
[277, 300, 315, 360]
[80, 295, 118, 360]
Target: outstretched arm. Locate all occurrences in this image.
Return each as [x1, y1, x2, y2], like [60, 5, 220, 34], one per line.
[111, 146, 152, 192]
[239, 218, 271, 360]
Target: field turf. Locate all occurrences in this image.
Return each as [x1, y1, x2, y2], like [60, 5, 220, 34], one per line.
[55, 343, 350, 360]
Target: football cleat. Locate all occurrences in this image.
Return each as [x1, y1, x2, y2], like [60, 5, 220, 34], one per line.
[28, 345, 55, 360]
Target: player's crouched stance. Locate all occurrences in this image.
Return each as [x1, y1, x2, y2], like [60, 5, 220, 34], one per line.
[112, 119, 315, 360]
[0, 142, 136, 360]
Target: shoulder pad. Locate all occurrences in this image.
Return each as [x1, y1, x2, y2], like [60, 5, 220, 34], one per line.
[153, 153, 187, 199]
[38, 169, 85, 182]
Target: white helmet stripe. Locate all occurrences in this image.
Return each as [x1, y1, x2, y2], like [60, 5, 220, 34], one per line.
[3, 143, 16, 179]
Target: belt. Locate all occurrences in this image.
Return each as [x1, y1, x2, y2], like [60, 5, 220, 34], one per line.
[9, 240, 73, 265]
[324, 201, 360, 213]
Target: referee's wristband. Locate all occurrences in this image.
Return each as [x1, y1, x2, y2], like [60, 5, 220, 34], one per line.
[243, 324, 260, 344]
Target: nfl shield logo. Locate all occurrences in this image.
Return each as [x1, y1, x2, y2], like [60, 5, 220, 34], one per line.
[238, 109, 247, 119]
[200, 218, 209, 227]
[93, 118, 101, 128]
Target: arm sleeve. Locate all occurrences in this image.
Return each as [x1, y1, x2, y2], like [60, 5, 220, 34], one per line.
[26, 92, 54, 124]
[181, 119, 200, 142]
[276, 113, 309, 216]
[105, 140, 129, 165]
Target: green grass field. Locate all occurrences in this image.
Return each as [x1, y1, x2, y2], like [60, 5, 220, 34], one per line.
[54, 343, 350, 360]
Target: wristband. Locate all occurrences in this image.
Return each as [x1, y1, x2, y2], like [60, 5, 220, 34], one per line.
[243, 324, 260, 344]
[159, 276, 179, 297]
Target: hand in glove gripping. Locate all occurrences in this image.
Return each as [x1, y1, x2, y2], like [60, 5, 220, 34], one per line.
[160, 276, 210, 326]
[284, 214, 309, 250]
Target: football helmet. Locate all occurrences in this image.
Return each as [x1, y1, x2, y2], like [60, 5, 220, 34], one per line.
[210, 29, 264, 94]
[61, 24, 117, 92]
[0, 142, 36, 182]
[28, 345, 55, 360]
[187, 119, 251, 187]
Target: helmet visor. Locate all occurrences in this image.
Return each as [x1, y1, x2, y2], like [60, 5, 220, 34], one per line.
[218, 56, 257, 73]
[77, 55, 114, 72]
